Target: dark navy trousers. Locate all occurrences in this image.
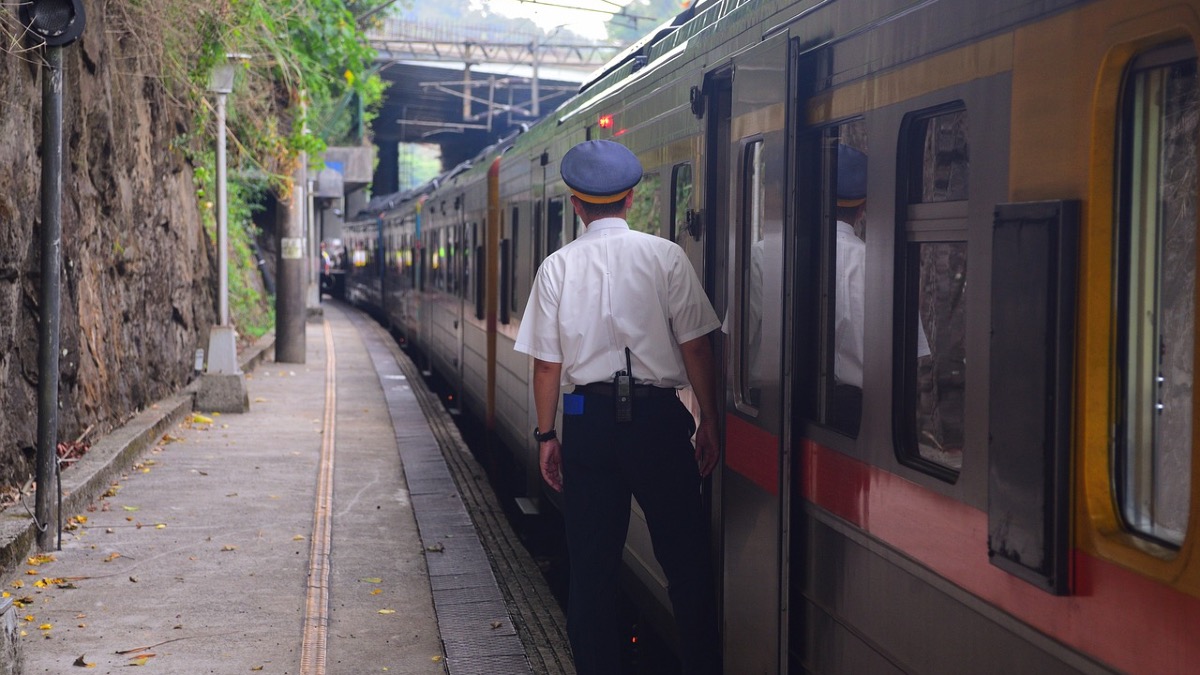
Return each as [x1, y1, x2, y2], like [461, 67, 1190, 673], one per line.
[561, 391, 719, 675]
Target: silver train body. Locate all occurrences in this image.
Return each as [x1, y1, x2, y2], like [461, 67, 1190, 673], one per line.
[345, 0, 1200, 672]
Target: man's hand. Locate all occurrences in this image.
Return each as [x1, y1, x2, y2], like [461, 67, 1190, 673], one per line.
[694, 418, 719, 477]
[540, 438, 564, 492]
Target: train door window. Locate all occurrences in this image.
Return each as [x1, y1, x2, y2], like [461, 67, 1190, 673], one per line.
[463, 223, 474, 302]
[510, 206, 520, 315]
[367, 232, 377, 273]
[897, 104, 969, 479]
[446, 227, 454, 294]
[547, 197, 565, 258]
[740, 139, 766, 410]
[436, 229, 446, 291]
[474, 222, 485, 320]
[449, 227, 457, 294]
[416, 238, 425, 292]
[455, 225, 464, 297]
[671, 163, 693, 242]
[402, 234, 412, 287]
[819, 122, 868, 437]
[629, 172, 662, 234]
[533, 201, 544, 268]
[1115, 44, 1197, 546]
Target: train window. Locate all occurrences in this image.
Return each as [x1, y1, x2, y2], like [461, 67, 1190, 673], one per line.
[741, 140, 766, 409]
[821, 122, 867, 437]
[671, 163, 693, 242]
[908, 108, 969, 203]
[1115, 44, 1197, 546]
[629, 173, 662, 234]
[547, 198, 565, 257]
[897, 105, 968, 479]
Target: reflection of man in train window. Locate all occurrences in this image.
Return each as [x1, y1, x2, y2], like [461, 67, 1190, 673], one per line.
[831, 145, 868, 435]
[831, 146, 931, 436]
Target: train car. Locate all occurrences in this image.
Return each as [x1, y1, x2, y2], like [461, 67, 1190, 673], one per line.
[348, 0, 1200, 671]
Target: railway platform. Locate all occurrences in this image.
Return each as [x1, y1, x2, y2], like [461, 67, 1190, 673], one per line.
[0, 303, 572, 674]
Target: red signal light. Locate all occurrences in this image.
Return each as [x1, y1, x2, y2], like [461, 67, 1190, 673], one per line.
[598, 114, 614, 129]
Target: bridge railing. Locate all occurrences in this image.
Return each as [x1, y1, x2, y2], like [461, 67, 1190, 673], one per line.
[367, 18, 622, 68]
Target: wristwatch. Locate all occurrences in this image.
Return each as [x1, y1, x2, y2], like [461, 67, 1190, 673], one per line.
[533, 427, 557, 443]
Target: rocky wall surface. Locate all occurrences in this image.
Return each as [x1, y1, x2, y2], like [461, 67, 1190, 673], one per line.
[0, 3, 216, 490]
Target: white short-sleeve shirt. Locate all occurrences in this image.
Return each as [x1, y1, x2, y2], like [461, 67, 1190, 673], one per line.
[514, 217, 720, 387]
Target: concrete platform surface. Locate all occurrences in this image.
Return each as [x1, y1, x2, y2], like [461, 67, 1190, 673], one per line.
[6, 313, 447, 674]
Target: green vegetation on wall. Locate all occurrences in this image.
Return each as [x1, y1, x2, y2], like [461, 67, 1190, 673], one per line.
[154, 0, 398, 337]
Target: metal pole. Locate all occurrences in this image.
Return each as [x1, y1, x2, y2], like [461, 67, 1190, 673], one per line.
[36, 46, 64, 551]
[216, 91, 229, 326]
[531, 36, 540, 118]
[275, 159, 307, 363]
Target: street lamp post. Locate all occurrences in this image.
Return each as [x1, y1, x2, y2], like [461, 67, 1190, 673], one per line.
[212, 62, 234, 332]
[21, 0, 87, 551]
[198, 55, 250, 413]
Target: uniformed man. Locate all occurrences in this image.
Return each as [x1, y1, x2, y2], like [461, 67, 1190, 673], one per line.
[514, 139, 721, 675]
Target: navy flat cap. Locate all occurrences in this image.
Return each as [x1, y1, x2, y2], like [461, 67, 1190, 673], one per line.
[561, 140, 643, 204]
[837, 145, 867, 207]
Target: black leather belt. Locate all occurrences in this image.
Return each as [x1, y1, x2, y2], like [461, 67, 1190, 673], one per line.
[574, 382, 678, 399]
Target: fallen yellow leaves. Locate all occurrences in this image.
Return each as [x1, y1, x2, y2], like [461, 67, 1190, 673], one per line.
[377, 609, 396, 615]
[27, 553, 56, 566]
[72, 654, 96, 668]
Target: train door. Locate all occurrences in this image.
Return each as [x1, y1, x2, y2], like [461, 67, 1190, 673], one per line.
[523, 155, 547, 499]
[708, 32, 791, 674]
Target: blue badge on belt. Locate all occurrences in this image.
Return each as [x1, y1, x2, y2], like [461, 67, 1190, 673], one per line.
[563, 393, 584, 415]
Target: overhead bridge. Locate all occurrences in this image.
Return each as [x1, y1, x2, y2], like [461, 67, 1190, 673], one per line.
[365, 19, 624, 189]
[368, 18, 622, 69]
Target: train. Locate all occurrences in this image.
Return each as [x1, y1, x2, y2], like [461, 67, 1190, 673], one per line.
[341, 0, 1200, 672]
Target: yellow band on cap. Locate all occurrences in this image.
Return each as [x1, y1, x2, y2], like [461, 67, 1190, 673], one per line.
[837, 197, 865, 208]
[570, 188, 631, 204]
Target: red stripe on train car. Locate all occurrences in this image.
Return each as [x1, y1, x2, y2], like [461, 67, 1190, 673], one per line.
[725, 415, 779, 496]
[800, 439, 1200, 674]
